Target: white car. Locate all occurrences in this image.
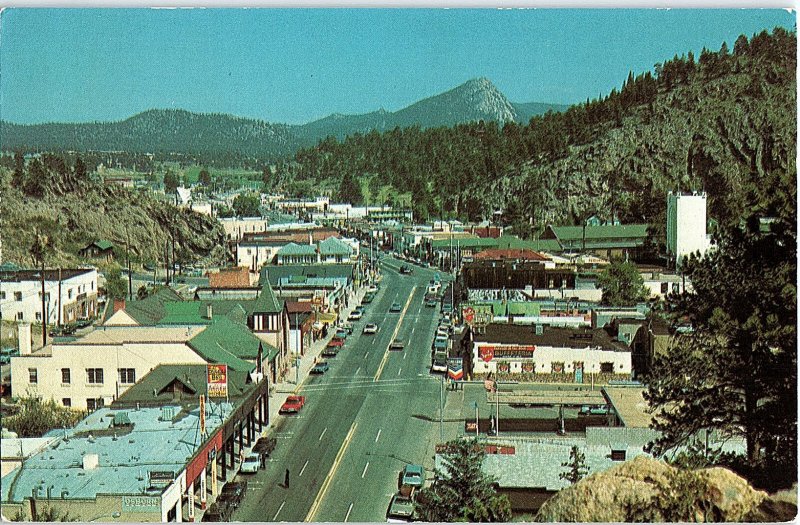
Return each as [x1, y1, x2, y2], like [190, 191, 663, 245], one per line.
[240, 452, 260, 474]
[367, 285, 379, 293]
[348, 310, 364, 321]
[363, 323, 379, 335]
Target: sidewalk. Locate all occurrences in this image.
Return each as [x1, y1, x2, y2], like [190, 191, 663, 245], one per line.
[191, 283, 370, 521]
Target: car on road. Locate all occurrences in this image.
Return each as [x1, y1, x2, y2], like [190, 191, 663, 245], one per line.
[0, 348, 19, 365]
[240, 452, 260, 474]
[201, 502, 231, 522]
[321, 346, 340, 358]
[390, 338, 405, 351]
[386, 490, 416, 522]
[335, 328, 349, 339]
[400, 464, 425, 488]
[361, 293, 375, 304]
[399, 265, 413, 275]
[311, 361, 330, 374]
[219, 480, 248, 508]
[367, 284, 379, 293]
[425, 297, 437, 308]
[348, 310, 364, 321]
[389, 302, 402, 313]
[327, 337, 345, 347]
[338, 322, 354, 334]
[279, 395, 306, 414]
[363, 323, 378, 335]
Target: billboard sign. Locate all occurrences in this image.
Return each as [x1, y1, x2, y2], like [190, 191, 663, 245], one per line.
[207, 364, 228, 398]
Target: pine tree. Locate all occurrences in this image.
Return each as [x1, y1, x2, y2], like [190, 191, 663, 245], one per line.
[559, 445, 589, 484]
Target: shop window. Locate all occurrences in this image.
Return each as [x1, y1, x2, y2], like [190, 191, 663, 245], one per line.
[61, 368, 71, 384]
[600, 362, 614, 374]
[14, 292, 22, 301]
[86, 368, 104, 384]
[87, 398, 105, 412]
[29, 368, 38, 384]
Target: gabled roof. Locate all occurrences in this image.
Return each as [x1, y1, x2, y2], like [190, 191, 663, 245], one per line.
[251, 281, 283, 314]
[86, 240, 114, 251]
[114, 364, 253, 406]
[123, 287, 184, 325]
[159, 301, 213, 325]
[187, 317, 264, 372]
[277, 242, 318, 256]
[318, 236, 353, 256]
[474, 248, 550, 262]
[546, 224, 649, 247]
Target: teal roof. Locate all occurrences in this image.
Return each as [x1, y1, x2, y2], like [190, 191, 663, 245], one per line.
[277, 243, 317, 256]
[121, 287, 184, 324]
[318, 236, 353, 256]
[160, 302, 213, 325]
[259, 264, 354, 287]
[94, 240, 114, 251]
[188, 317, 268, 372]
[528, 238, 565, 253]
[251, 281, 283, 314]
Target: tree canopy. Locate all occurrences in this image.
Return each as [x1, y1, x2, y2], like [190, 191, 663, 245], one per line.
[104, 263, 128, 300]
[416, 439, 511, 522]
[596, 259, 649, 306]
[232, 192, 262, 217]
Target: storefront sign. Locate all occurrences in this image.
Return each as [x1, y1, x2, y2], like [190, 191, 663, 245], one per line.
[478, 344, 536, 361]
[463, 307, 475, 324]
[122, 495, 161, 512]
[149, 471, 175, 486]
[447, 358, 464, 381]
[199, 395, 206, 436]
[207, 364, 228, 398]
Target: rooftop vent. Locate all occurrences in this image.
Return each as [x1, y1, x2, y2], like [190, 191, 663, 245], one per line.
[82, 453, 99, 470]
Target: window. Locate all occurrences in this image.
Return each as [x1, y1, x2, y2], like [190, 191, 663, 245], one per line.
[600, 362, 614, 374]
[61, 368, 71, 384]
[38, 292, 50, 302]
[119, 368, 136, 384]
[68, 289, 73, 299]
[672, 283, 680, 293]
[91, 281, 94, 290]
[16, 312, 23, 321]
[86, 398, 102, 411]
[0, 291, 5, 300]
[14, 292, 22, 301]
[86, 368, 104, 384]
[29, 368, 38, 384]
[660, 282, 668, 294]
[35, 312, 42, 322]
[611, 449, 626, 461]
[62, 398, 71, 408]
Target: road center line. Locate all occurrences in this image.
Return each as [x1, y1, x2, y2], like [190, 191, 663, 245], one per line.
[375, 429, 381, 443]
[306, 421, 359, 522]
[273, 501, 285, 521]
[355, 367, 361, 375]
[398, 368, 402, 376]
[361, 462, 370, 478]
[319, 428, 327, 441]
[364, 351, 369, 359]
[299, 459, 309, 477]
[374, 286, 416, 382]
[344, 503, 354, 522]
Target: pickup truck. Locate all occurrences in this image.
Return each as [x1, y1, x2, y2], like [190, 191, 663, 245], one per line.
[279, 395, 306, 414]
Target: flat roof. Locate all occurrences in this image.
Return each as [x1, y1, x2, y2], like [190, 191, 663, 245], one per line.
[72, 325, 207, 345]
[2, 404, 230, 503]
[475, 324, 629, 352]
[603, 386, 654, 428]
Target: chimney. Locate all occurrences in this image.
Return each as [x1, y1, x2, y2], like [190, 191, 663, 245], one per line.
[113, 298, 126, 314]
[18, 322, 32, 355]
[206, 304, 213, 320]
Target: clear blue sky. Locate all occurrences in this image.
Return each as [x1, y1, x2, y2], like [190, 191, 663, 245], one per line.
[0, 8, 794, 125]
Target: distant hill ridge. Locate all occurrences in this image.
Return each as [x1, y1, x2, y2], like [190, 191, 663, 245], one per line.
[0, 78, 569, 158]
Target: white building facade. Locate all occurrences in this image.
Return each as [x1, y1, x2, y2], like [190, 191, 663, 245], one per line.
[666, 191, 712, 269]
[0, 268, 98, 325]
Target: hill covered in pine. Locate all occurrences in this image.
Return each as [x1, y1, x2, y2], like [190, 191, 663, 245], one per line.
[279, 28, 795, 240]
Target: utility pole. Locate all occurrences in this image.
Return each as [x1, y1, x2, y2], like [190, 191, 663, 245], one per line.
[126, 227, 132, 301]
[40, 259, 47, 347]
[439, 372, 444, 443]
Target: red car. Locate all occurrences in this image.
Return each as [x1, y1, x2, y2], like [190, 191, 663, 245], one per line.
[279, 395, 306, 414]
[327, 337, 345, 347]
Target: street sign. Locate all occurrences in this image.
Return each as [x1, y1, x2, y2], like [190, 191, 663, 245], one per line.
[207, 364, 228, 398]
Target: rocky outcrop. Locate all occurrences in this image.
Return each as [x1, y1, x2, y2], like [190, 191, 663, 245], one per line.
[533, 456, 790, 522]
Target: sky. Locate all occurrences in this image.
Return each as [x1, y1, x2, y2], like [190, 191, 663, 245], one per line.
[0, 8, 794, 125]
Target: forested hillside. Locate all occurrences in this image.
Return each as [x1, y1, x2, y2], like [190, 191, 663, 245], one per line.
[279, 29, 795, 239]
[0, 153, 226, 267]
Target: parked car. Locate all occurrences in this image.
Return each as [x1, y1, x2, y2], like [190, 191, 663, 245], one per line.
[338, 322, 354, 334]
[279, 395, 306, 414]
[219, 480, 248, 508]
[367, 284, 379, 293]
[363, 323, 378, 335]
[348, 310, 363, 321]
[240, 452, 260, 474]
[321, 347, 340, 358]
[201, 502, 231, 522]
[311, 361, 330, 374]
[400, 464, 425, 488]
[327, 337, 345, 347]
[390, 302, 402, 313]
[253, 436, 276, 466]
[425, 297, 437, 308]
[335, 328, 349, 339]
[386, 490, 416, 522]
[390, 338, 405, 351]
[361, 293, 374, 304]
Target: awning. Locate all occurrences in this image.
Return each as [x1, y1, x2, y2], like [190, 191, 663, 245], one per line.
[318, 313, 338, 325]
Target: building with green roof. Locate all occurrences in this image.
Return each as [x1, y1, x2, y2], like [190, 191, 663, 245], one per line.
[542, 224, 649, 260]
[276, 242, 318, 265]
[318, 236, 353, 263]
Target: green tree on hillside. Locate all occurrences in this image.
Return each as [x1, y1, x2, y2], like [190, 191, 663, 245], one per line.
[416, 439, 511, 522]
[198, 168, 212, 188]
[645, 197, 797, 489]
[12, 151, 25, 189]
[596, 259, 649, 307]
[338, 173, 363, 205]
[163, 170, 179, 193]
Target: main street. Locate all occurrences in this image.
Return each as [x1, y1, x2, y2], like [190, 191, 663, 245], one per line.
[234, 256, 451, 522]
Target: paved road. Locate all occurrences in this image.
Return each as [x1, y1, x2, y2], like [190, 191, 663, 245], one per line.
[234, 257, 451, 522]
